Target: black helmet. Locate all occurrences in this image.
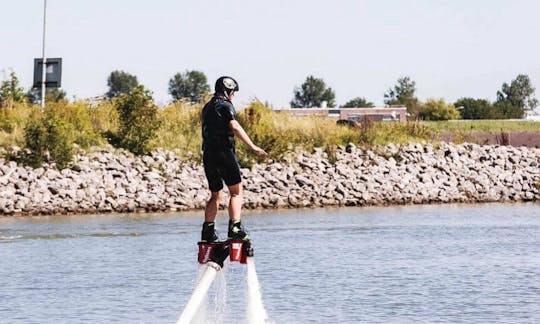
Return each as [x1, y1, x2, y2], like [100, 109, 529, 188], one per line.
[215, 76, 239, 96]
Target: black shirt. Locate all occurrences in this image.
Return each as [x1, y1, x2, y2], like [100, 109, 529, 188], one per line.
[201, 96, 236, 151]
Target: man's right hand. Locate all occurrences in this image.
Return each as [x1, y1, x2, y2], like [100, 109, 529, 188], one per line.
[251, 145, 267, 156]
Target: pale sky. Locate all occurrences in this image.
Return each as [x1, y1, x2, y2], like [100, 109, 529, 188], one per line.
[1, 0, 540, 110]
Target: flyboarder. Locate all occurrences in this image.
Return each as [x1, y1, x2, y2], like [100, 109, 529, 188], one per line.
[200, 76, 267, 244]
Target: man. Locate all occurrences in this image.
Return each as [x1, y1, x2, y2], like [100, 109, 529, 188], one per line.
[200, 76, 266, 243]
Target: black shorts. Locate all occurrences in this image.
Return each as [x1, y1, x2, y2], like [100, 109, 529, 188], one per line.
[203, 148, 242, 192]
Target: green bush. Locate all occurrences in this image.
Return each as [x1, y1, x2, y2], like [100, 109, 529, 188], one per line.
[419, 98, 460, 121]
[0, 104, 34, 142]
[114, 85, 161, 155]
[22, 107, 75, 169]
[47, 100, 103, 148]
[237, 102, 359, 166]
[357, 121, 432, 146]
[153, 100, 202, 159]
[0, 109, 16, 133]
[16, 101, 104, 169]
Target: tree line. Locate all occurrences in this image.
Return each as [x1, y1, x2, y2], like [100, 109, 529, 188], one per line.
[0, 68, 537, 120]
[291, 74, 538, 120]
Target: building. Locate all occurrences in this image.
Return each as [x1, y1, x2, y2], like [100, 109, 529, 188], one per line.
[275, 106, 408, 122]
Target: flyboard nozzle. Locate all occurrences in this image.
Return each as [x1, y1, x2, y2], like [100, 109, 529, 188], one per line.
[229, 240, 255, 264]
[198, 240, 254, 266]
[209, 243, 229, 268]
[198, 242, 229, 268]
[240, 240, 254, 264]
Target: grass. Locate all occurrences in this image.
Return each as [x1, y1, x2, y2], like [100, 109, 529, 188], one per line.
[0, 104, 34, 147]
[235, 102, 433, 166]
[423, 120, 540, 132]
[151, 100, 203, 160]
[1, 100, 538, 167]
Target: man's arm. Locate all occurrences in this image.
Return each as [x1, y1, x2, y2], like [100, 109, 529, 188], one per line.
[229, 120, 267, 156]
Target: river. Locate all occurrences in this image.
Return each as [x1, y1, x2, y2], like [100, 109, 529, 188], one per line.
[1, 203, 539, 323]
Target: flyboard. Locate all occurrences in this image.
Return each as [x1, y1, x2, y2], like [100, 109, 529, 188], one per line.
[177, 239, 255, 324]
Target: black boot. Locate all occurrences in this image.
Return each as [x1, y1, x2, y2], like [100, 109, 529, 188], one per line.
[201, 222, 218, 243]
[228, 219, 249, 241]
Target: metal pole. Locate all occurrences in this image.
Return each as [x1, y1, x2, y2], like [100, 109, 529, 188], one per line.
[41, 0, 47, 108]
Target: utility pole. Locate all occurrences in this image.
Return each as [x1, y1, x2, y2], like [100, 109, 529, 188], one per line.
[41, 0, 48, 108]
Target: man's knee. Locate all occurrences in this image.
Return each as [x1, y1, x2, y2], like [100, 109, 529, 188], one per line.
[230, 191, 242, 199]
[228, 183, 242, 197]
[208, 191, 222, 203]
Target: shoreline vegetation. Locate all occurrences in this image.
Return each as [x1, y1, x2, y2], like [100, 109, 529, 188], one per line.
[0, 100, 539, 216]
[1, 100, 539, 160]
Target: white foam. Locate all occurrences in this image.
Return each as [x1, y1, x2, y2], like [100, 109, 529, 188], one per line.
[0, 235, 22, 240]
[177, 262, 220, 324]
[246, 258, 270, 324]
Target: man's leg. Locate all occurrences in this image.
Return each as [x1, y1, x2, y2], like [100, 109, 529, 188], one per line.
[205, 191, 222, 222]
[201, 191, 222, 242]
[227, 182, 249, 241]
[227, 182, 242, 220]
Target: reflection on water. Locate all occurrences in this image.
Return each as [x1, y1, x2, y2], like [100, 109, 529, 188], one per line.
[0, 203, 539, 323]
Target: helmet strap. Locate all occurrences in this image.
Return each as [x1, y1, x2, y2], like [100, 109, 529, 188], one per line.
[224, 90, 234, 101]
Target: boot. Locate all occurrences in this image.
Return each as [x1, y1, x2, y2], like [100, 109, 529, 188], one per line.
[228, 219, 249, 241]
[201, 221, 218, 243]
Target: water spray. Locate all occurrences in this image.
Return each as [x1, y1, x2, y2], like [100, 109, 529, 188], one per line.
[177, 240, 260, 323]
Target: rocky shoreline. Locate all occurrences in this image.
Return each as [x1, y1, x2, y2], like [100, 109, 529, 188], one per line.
[0, 142, 539, 216]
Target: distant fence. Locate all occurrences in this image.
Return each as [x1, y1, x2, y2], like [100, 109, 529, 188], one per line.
[274, 107, 408, 122]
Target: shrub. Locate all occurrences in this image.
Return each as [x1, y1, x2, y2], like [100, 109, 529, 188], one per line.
[358, 121, 432, 146]
[237, 102, 358, 166]
[419, 98, 460, 121]
[22, 107, 75, 169]
[153, 100, 202, 159]
[0, 103, 34, 148]
[114, 85, 161, 155]
[0, 109, 16, 133]
[46, 100, 103, 148]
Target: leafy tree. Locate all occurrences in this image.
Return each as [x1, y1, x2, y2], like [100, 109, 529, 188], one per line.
[290, 76, 336, 108]
[454, 98, 495, 120]
[493, 100, 524, 119]
[168, 70, 210, 103]
[384, 76, 421, 118]
[496, 74, 538, 112]
[0, 71, 26, 108]
[27, 87, 67, 105]
[106, 70, 139, 99]
[341, 97, 375, 108]
[418, 98, 460, 121]
[114, 85, 160, 155]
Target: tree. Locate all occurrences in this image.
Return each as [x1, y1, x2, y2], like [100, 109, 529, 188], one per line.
[341, 97, 375, 108]
[496, 74, 538, 112]
[27, 87, 67, 105]
[106, 70, 139, 99]
[114, 85, 160, 155]
[290, 76, 336, 108]
[493, 100, 524, 119]
[168, 70, 210, 103]
[384, 76, 421, 118]
[418, 98, 460, 121]
[0, 71, 26, 108]
[454, 97, 495, 120]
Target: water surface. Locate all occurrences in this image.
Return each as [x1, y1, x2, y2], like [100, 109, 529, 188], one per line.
[1, 203, 539, 323]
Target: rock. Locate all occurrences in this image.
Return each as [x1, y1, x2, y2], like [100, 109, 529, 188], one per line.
[0, 144, 538, 216]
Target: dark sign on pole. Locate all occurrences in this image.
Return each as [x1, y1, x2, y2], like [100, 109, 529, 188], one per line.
[33, 58, 62, 88]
